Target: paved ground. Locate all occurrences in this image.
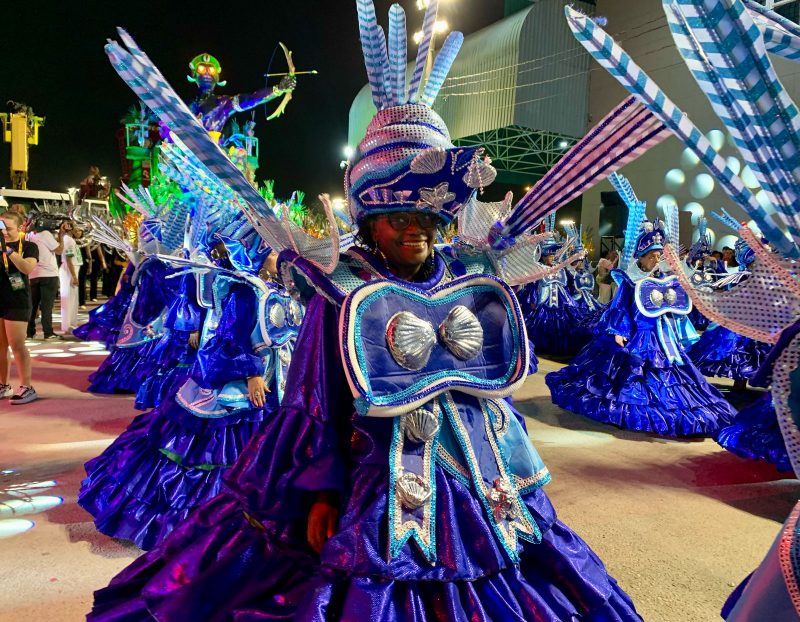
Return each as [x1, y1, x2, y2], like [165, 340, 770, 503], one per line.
[0, 332, 796, 621]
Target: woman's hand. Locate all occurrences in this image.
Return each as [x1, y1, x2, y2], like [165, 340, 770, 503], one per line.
[307, 497, 339, 554]
[188, 331, 200, 349]
[247, 375, 269, 408]
[614, 334, 627, 348]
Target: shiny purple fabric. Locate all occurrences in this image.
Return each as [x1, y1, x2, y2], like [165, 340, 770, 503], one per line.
[80, 283, 274, 551]
[90, 269, 642, 621]
[688, 325, 771, 382]
[73, 264, 136, 348]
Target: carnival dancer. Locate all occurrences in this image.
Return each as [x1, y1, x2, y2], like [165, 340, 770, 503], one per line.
[84, 3, 674, 617]
[546, 174, 736, 437]
[687, 212, 771, 391]
[73, 260, 135, 349]
[563, 222, 606, 329]
[520, 219, 591, 356]
[79, 232, 299, 550]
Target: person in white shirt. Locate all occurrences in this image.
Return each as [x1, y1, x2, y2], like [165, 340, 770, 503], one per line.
[27, 222, 68, 339]
[59, 227, 83, 334]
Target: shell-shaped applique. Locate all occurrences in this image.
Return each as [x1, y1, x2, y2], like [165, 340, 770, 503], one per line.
[288, 300, 304, 326]
[463, 157, 497, 190]
[278, 347, 292, 367]
[649, 289, 664, 308]
[403, 408, 440, 443]
[664, 288, 677, 305]
[386, 312, 436, 371]
[396, 472, 432, 510]
[438, 305, 483, 361]
[409, 147, 447, 175]
[269, 302, 287, 328]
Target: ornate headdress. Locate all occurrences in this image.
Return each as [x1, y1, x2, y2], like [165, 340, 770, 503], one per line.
[346, 1, 496, 225]
[634, 219, 666, 258]
[687, 217, 712, 264]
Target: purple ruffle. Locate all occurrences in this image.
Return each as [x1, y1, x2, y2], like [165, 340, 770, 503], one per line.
[87, 339, 162, 394]
[546, 335, 736, 436]
[134, 329, 198, 411]
[716, 393, 791, 472]
[79, 396, 270, 551]
[73, 284, 135, 348]
[90, 468, 641, 621]
[526, 304, 590, 356]
[688, 326, 771, 382]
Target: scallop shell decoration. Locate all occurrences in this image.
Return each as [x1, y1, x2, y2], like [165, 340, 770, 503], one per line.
[463, 157, 497, 190]
[288, 300, 304, 325]
[403, 408, 440, 443]
[269, 302, 287, 328]
[409, 147, 447, 175]
[438, 305, 483, 361]
[386, 312, 436, 371]
[396, 472, 432, 510]
[664, 288, 677, 305]
[649, 289, 664, 308]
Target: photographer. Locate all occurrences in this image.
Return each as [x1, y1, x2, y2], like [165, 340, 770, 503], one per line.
[0, 211, 39, 404]
[26, 219, 69, 340]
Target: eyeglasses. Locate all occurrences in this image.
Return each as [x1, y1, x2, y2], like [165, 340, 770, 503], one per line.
[379, 212, 440, 231]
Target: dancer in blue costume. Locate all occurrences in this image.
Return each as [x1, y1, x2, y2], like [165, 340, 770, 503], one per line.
[84, 3, 670, 618]
[520, 219, 591, 356]
[79, 231, 300, 550]
[687, 213, 771, 391]
[564, 222, 606, 329]
[683, 218, 718, 332]
[73, 260, 135, 349]
[546, 174, 736, 437]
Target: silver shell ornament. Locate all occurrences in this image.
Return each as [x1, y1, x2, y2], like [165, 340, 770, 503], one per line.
[409, 147, 447, 174]
[649, 289, 664, 308]
[463, 157, 497, 189]
[269, 303, 287, 328]
[386, 312, 436, 371]
[288, 300, 304, 325]
[439, 305, 483, 361]
[396, 472, 433, 510]
[403, 408, 440, 443]
[664, 288, 677, 305]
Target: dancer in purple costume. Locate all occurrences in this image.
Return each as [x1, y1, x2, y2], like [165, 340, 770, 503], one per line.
[87, 4, 644, 619]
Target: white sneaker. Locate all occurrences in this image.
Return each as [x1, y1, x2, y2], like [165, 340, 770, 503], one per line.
[10, 386, 38, 405]
[0, 384, 12, 398]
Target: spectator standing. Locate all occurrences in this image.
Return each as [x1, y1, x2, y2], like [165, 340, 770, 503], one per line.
[59, 226, 82, 334]
[597, 249, 619, 304]
[26, 221, 68, 340]
[0, 211, 39, 404]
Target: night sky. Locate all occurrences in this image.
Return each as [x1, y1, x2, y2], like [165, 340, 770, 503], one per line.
[3, 0, 504, 201]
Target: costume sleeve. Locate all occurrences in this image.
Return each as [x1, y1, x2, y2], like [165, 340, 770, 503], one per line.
[603, 272, 634, 339]
[194, 283, 263, 387]
[165, 272, 204, 332]
[224, 293, 352, 520]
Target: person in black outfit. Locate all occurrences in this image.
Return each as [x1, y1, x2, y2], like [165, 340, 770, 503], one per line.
[0, 211, 39, 404]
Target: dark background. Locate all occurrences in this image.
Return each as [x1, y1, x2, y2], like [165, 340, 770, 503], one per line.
[2, 0, 504, 200]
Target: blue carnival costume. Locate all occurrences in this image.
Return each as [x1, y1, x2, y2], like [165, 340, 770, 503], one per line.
[86, 5, 658, 619]
[564, 222, 606, 330]
[687, 216, 771, 384]
[79, 228, 300, 550]
[73, 261, 136, 349]
[546, 175, 735, 436]
[520, 230, 591, 357]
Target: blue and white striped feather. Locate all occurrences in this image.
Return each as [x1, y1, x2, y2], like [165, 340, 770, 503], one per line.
[609, 172, 647, 271]
[408, 0, 439, 103]
[565, 6, 796, 257]
[357, 0, 390, 109]
[387, 4, 408, 107]
[545, 212, 556, 233]
[744, 0, 800, 62]
[662, 201, 680, 248]
[710, 208, 743, 233]
[663, 0, 800, 244]
[420, 31, 464, 106]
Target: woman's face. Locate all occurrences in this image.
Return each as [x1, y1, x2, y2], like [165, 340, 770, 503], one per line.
[639, 249, 662, 272]
[541, 254, 555, 266]
[370, 212, 437, 275]
[1, 216, 18, 241]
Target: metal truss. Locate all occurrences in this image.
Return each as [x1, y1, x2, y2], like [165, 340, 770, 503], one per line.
[453, 125, 576, 184]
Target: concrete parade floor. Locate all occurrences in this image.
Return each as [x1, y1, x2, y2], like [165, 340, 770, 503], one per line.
[0, 337, 796, 621]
